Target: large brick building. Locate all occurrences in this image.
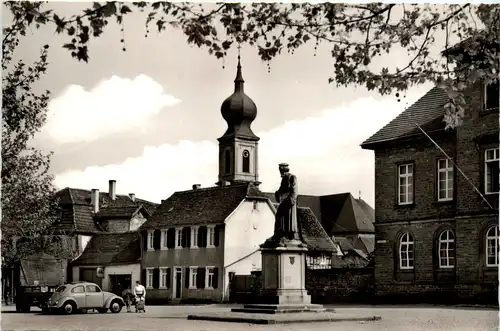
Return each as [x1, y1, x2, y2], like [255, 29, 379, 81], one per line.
[361, 72, 499, 303]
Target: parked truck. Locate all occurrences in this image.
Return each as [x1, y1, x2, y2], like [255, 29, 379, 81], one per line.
[14, 253, 68, 312]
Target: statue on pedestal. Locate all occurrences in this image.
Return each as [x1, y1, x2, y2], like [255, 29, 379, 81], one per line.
[263, 163, 303, 248]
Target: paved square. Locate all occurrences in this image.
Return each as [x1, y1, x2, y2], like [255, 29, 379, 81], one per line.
[1, 304, 498, 331]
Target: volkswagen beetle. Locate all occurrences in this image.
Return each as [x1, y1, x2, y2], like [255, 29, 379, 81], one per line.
[46, 282, 124, 314]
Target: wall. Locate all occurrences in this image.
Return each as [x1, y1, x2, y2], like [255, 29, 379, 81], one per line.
[72, 264, 140, 291]
[223, 199, 275, 300]
[130, 213, 147, 231]
[229, 268, 375, 304]
[102, 219, 130, 233]
[77, 235, 92, 254]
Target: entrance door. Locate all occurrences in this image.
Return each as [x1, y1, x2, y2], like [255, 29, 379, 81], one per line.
[173, 267, 182, 299]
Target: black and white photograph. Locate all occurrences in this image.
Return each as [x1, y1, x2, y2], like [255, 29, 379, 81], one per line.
[1, 1, 499, 330]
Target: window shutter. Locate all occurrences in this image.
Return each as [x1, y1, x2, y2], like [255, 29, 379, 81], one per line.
[166, 268, 171, 288]
[153, 268, 160, 289]
[198, 226, 207, 248]
[185, 227, 191, 248]
[142, 231, 148, 250]
[213, 267, 218, 289]
[167, 228, 175, 249]
[153, 229, 161, 250]
[141, 268, 146, 285]
[185, 268, 190, 288]
[214, 225, 221, 247]
[198, 267, 206, 289]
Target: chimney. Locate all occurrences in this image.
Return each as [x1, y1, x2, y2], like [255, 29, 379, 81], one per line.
[91, 189, 99, 213]
[161, 199, 166, 204]
[192, 184, 201, 190]
[129, 193, 135, 202]
[109, 180, 116, 200]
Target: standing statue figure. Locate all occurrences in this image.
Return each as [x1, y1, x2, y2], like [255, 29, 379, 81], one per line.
[273, 163, 300, 244]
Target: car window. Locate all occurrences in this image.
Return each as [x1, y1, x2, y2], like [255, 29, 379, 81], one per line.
[85, 285, 101, 293]
[55, 286, 66, 293]
[71, 286, 84, 294]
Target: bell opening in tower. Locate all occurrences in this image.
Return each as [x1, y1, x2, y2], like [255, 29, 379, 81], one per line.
[242, 150, 250, 173]
[224, 149, 231, 174]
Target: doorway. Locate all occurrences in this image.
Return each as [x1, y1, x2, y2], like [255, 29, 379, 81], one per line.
[109, 274, 131, 295]
[173, 267, 182, 300]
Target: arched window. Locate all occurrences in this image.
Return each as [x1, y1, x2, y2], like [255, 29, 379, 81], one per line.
[224, 149, 231, 174]
[438, 230, 455, 268]
[486, 225, 499, 267]
[399, 232, 414, 269]
[242, 150, 250, 173]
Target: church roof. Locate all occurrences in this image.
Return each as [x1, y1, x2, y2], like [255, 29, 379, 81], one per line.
[360, 86, 450, 148]
[72, 231, 141, 266]
[263, 192, 375, 235]
[141, 183, 268, 229]
[219, 56, 259, 141]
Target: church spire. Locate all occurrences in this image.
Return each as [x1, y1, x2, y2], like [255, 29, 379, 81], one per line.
[234, 44, 244, 92]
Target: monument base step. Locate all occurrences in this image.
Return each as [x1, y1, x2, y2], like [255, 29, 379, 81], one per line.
[232, 303, 326, 314]
[187, 311, 382, 325]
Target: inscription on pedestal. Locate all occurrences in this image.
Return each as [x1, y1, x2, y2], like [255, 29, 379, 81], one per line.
[282, 253, 301, 289]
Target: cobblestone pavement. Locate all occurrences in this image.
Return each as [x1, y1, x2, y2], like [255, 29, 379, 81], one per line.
[1, 304, 498, 331]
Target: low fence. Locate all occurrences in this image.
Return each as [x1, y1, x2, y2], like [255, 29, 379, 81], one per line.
[229, 267, 374, 304]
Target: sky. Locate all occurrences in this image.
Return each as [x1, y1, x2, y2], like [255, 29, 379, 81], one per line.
[4, 2, 439, 207]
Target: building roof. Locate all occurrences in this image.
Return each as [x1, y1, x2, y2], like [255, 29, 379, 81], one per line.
[297, 207, 339, 253]
[142, 182, 268, 229]
[360, 86, 450, 148]
[264, 192, 374, 235]
[54, 188, 158, 234]
[72, 232, 141, 266]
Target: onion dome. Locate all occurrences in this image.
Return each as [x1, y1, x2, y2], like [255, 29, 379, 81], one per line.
[220, 56, 259, 140]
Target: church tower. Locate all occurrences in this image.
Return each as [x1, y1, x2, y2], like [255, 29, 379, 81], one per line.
[216, 55, 260, 186]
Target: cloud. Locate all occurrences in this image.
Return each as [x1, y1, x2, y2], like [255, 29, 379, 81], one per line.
[43, 75, 180, 143]
[54, 93, 425, 208]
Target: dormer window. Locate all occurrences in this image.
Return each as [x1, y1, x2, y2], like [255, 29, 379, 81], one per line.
[484, 80, 499, 111]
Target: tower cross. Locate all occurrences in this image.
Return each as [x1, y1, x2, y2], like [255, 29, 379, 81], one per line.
[237, 42, 242, 61]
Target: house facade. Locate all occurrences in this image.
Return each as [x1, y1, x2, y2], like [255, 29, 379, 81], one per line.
[71, 232, 141, 294]
[361, 72, 499, 302]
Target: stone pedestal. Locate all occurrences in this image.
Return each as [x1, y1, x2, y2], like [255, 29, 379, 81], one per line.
[232, 240, 325, 314]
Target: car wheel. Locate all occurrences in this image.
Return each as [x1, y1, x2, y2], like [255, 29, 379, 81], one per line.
[62, 302, 75, 315]
[109, 300, 122, 314]
[97, 308, 107, 314]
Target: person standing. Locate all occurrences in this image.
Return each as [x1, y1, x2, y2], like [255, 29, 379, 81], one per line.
[133, 281, 146, 312]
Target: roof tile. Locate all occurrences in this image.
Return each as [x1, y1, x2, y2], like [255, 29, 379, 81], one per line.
[72, 232, 141, 265]
[361, 86, 450, 147]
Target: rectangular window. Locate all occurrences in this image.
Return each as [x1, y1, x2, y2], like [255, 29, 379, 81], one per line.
[206, 267, 215, 289]
[161, 230, 168, 250]
[160, 267, 168, 288]
[175, 228, 183, 248]
[189, 267, 197, 289]
[398, 163, 414, 205]
[207, 227, 215, 247]
[147, 231, 154, 250]
[437, 159, 454, 201]
[485, 148, 499, 194]
[484, 80, 499, 110]
[146, 268, 154, 288]
[191, 227, 199, 248]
